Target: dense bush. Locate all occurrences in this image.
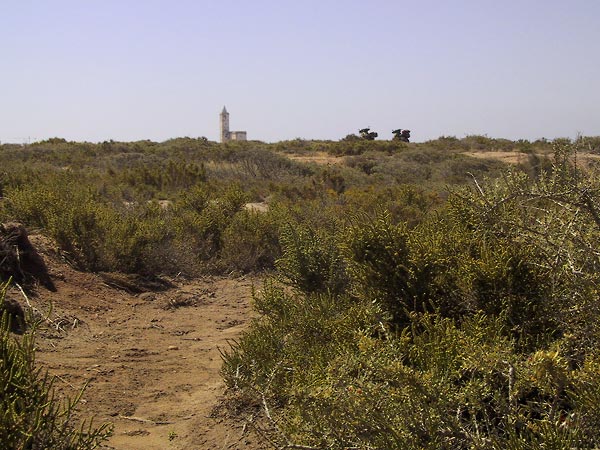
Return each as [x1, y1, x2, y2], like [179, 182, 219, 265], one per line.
[3, 174, 168, 273]
[222, 142, 600, 448]
[2, 174, 258, 275]
[276, 221, 348, 295]
[220, 207, 282, 272]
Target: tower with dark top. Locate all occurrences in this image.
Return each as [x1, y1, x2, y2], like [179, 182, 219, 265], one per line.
[220, 106, 246, 143]
[220, 106, 230, 143]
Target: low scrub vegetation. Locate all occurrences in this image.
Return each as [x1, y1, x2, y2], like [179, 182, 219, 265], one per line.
[2, 135, 600, 448]
[1, 136, 506, 276]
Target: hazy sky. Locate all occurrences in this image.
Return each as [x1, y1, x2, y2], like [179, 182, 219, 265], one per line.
[1, 0, 599, 143]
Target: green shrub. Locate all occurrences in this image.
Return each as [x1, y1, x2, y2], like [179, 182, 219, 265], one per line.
[223, 298, 591, 449]
[276, 222, 348, 295]
[222, 282, 381, 402]
[172, 184, 248, 266]
[220, 208, 282, 272]
[448, 142, 600, 349]
[345, 213, 414, 323]
[4, 177, 169, 274]
[461, 241, 555, 349]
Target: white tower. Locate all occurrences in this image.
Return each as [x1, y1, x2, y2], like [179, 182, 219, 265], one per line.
[220, 106, 230, 143]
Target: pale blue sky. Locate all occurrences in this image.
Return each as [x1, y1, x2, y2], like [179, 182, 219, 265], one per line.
[1, 0, 598, 143]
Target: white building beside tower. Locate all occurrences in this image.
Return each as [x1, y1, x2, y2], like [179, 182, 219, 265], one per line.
[220, 106, 247, 143]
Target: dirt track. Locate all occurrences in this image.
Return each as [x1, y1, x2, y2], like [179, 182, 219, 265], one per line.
[8, 236, 266, 449]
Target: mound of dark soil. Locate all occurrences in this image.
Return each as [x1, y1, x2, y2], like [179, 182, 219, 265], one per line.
[0, 222, 56, 291]
[0, 296, 25, 333]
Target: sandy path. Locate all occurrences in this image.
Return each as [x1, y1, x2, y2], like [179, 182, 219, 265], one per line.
[16, 252, 266, 449]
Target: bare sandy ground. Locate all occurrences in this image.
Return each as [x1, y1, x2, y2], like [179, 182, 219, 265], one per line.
[286, 151, 343, 165]
[462, 150, 600, 167]
[461, 151, 529, 164]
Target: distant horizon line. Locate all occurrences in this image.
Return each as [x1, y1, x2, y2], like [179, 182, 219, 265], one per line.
[1, 133, 594, 146]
